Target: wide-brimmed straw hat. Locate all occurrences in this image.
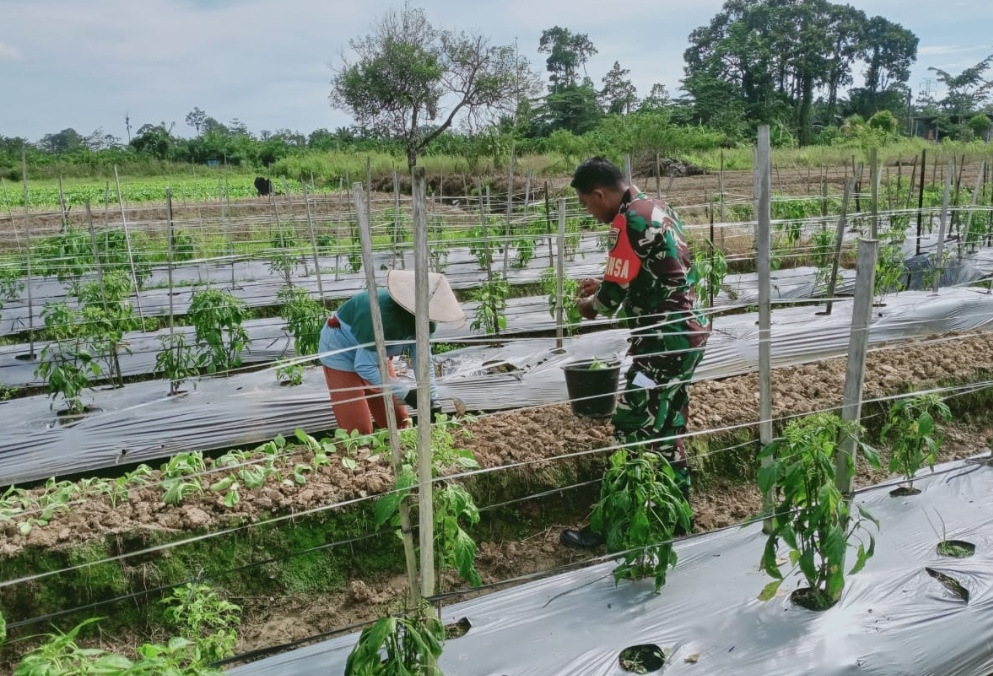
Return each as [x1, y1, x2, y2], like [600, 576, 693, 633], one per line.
[386, 269, 466, 325]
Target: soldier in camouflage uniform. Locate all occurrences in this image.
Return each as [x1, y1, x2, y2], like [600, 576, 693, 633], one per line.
[560, 156, 711, 549]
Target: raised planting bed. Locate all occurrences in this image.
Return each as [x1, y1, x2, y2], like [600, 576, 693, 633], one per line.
[1, 336, 992, 669]
[2, 288, 993, 487]
[228, 454, 993, 675]
[0, 264, 857, 391]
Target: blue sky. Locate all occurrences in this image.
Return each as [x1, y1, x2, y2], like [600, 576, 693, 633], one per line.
[0, 0, 990, 142]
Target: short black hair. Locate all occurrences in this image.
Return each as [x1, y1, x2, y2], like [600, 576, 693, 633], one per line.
[570, 156, 625, 194]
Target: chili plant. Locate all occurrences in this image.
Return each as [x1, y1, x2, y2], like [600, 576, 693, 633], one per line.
[376, 416, 483, 588]
[76, 269, 139, 388]
[874, 224, 907, 302]
[589, 449, 692, 593]
[34, 301, 100, 415]
[160, 582, 241, 664]
[757, 413, 881, 610]
[155, 332, 200, 395]
[0, 263, 24, 303]
[344, 603, 445, 676]
[882, 393, 952, 494]
[160, 451, 207, 506]
[690, 240, 728, 308]
[278, 286, 325, 360]
[469, 279, 509, 335]
[188, 288, 251, 375]
[540, 267, 581, 335]
[13, 582, 240, 675]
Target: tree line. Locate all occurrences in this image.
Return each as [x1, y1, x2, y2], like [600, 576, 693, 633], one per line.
[2, 0, 992, 180]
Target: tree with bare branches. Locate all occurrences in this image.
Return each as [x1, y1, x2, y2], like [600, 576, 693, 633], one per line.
[329, 5, 539, 171]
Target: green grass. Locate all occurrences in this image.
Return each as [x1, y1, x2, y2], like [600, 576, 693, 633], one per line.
[6, 139, 992, 212]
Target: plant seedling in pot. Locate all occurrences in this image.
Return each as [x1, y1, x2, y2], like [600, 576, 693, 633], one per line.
[757, 413, 881, 611]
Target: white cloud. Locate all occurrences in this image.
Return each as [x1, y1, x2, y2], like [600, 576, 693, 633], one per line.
[919, 45, 987, 57]
[0, 39, 21, 61]
[0, 0, 988, 141]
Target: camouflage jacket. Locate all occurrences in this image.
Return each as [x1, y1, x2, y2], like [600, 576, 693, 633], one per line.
[592, 187, 700, 329]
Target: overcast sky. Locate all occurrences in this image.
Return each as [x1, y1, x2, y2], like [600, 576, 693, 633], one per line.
[0, 0, 990, 143]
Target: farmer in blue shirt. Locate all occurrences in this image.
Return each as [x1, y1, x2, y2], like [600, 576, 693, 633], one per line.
[318, 270, 465, 434]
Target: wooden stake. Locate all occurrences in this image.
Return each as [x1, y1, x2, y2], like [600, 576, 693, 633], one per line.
[756, 127, 774, 532]
[933, 159, 952, 295]
[352, 181, 421, 605]
[302, 182, 326, 303]
[411, 167, 436, 607]
[21, 150, 35, 358]
[555, 198, 566, 350]
[916, 149, 927, 256]
[112, 165, 144, 321]
[823, 180, 852, 316]
[86, 199, 122, 387]
[835, 237, 879, 495]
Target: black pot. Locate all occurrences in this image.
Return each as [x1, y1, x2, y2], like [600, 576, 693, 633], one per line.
[562, 359, 622, 419]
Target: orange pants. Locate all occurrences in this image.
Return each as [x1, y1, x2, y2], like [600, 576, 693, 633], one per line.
[322, 363, 411, 435]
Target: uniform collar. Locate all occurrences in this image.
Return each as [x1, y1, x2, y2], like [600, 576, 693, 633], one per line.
[617, 185, 641, 215]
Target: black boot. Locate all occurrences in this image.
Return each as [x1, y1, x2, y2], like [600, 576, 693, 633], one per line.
[559, 525, 605, 549]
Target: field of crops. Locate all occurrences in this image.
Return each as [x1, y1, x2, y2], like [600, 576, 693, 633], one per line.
[2, 145, 993, 674]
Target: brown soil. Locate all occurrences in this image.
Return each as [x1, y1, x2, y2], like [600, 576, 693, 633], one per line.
[2, 329, 992, 668]
[6, 160, 971, 242]
[2, 330, 991, 558]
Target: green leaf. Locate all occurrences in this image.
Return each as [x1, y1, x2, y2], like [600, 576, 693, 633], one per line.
[756, 458, 782, 493]
[758, 579, 784, 602]
[453, 528, 482, 587]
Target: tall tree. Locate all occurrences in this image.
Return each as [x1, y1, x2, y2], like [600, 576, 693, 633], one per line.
[638, 83, 670, 112]
[683, 0, 919, 144]
[929, 53, 993, 116]
[600, 61, 638, 115]
[185, 108, 207, 136]
[537, 26, 597, 93]
[822, 4, 866, 125]
[849, 16, 918, 117]
[329, 5, 538, 170]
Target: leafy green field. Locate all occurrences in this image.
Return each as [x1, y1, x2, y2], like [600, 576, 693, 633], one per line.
[3, 139, 992, 211]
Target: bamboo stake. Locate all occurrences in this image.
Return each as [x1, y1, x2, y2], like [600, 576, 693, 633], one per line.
[411, 167, 436, 609]
[352, 181, 421, 605]
[823, 180, 852, 316]
[835, 237, 879, 495]
[85, 200, 122, 387]
[302, 182, 325, 303]
[21, 150, 35, 358]
[933, 159, 953, 295]
[555, 198, 566, 350]
[503, 146, 516, 278]
[112, 166, 144, 321]
[756, 127, 774, 533]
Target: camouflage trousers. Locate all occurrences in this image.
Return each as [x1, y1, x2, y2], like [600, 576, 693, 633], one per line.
[612, 312, 710, 500]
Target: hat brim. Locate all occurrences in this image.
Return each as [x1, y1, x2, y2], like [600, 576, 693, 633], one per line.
[386, 270, 466, 325]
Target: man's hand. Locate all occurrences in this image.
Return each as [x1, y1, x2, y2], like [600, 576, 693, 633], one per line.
[578, 278, 601, 298]
[577, 296, 598, 321]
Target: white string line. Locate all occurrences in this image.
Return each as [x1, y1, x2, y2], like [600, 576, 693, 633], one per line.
[5, 201, 989, 267]
[424, 456, 990, 606]
[4, 368, 989, 589]
[6, 297, 991, 424]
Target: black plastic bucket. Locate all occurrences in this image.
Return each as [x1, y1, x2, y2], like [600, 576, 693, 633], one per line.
[562, 359, 622, 419]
